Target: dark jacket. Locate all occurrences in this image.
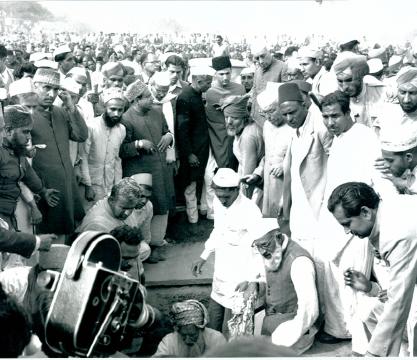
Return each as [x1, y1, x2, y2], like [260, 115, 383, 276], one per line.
[0, 227, 36, 258]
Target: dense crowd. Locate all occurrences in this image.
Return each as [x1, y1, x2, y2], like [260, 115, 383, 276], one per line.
[0, 28, 417, 357]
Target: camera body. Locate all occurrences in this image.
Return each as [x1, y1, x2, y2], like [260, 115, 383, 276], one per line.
[44, 231, 154, 357]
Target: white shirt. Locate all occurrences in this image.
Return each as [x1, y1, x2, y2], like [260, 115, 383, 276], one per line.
[79, 115, 126, 192]
[269, 238, 319, 350]
[200, 193, 263, 308]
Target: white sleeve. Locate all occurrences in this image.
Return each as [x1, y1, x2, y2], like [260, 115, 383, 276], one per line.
[271, 256, 319, 347]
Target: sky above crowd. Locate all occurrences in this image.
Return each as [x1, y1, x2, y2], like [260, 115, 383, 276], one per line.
[42, 0, 417, 45]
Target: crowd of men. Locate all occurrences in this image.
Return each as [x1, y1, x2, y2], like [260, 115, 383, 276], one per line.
[0, 29, 417, 357]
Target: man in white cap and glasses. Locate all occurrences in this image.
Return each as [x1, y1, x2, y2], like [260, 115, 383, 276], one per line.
[380, 125, 417, 194]
[79, 87, 126, 211]
[241, 218, 320, 355]
[176, 66, 214, 225]
[191, 168, 262, 338]
[31, 68, 88, 244]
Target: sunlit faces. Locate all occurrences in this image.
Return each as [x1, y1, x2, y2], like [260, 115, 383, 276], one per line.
[108, 196, 137, 220]
[331, 204, 374, 239]
[240, 73, 254, 92]
[336, 71, 363, 98]
[105, 75, 124, 89]
[398, 83, 417, 114]
[253, 48, 273, 71]
[299, 57, 321, 79]
[34, 83, 59, 107]
[151, 83, 169, 101]
[279, 101, 307, 129]
[143, 54, 160, 75]
[60, 53, 76, 74]
[166, 64, 183, 85]
[136, 88, 154, 112]
[212, 186, 239, 208]
[226, 116, 245, 136]
[381, 149, 411, 178]
[215, 68, 231, 87]
[7, 124, 33, 155]
[321, 103, 353, 137]
[104, 98, 125, 127]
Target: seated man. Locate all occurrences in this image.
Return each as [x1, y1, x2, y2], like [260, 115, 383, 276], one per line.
[76, 178, 151, 263]
[153, 300, 226, 357]
[249, 218, 320, 355]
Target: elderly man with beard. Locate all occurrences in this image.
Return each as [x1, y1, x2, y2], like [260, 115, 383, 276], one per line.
[154, 300, 226, 357]
[245, 218, 320, 355]
[79, 87, 126, 210]
[31, 68, 88, 244]
[121, 80, 174, 261]
[250, 42, 287, 128]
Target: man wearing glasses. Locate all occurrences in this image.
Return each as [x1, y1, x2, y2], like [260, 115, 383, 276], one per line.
[139, 52, 160, 84]
[250, 42, 287, 128]
[248, 218, 320, 355]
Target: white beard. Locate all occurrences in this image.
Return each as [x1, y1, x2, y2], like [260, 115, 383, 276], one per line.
[263, 247, 283, 272]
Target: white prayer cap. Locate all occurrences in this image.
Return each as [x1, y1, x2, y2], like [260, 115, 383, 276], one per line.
[61, 77, 81, 95]
[240, 67, 255, 76]
[367, 58, 383, 74]
[34, 59, 58, 70]
[9, 78, 36, 98]
[150, 71, 171, 87]
[251, 40, 268, 55]
[190, 66, 215, 77]
[29, 52, 49, 63]
[0, 88, 8, 100]
[212, 168, 240, 188]
[114, 44, 125, 54]
[368, 47, 386, 60]
[53, 44, 72, 61]
[131, 173, 152, 187]
[257, 84, 281, 112]
[102, 87, 125, 104]
[68, 66, 87, 78]
[250, 218, 279, 242]
[298, 47, 323, 60]
[380, 125, 417, 152]
[388, 55, 402, 67]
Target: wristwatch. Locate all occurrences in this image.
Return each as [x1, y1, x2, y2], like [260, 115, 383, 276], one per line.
[136, 140, 144, 149]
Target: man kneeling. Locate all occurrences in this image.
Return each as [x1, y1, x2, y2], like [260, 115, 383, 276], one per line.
[249, 218, 321, 355]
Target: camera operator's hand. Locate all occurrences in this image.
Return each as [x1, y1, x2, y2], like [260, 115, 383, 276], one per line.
[38, 234, 58, 251]
[191, 258, 206, 277]
[241, 173, 261, 185]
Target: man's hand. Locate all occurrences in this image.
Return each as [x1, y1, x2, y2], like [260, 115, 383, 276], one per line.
[38, 234, 58, 251]
[41, 189, 60, 207]
[85, 186, 96, 202]
[191, 258, 206, 277]
[188, 154, 200, 167]
[137, 139, 156, 153]
[374, 157, 391, 176]
[157, 134, 173, 152]
[381, 174, 409, 193]
[30, 205, 43, 225]
[241, 173, 261, 185]
[270, 167, 283, 178]
[58, 90, 75, 111]
[344, 268, 372, 293]
[87, 92, 99, 105]
[378, 289, 388, 303]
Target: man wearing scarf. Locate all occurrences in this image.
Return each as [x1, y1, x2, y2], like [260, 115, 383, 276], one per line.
[333, 53, 385, 129]
[202, 56, 245, 220]
[153, 300, 226, 357]
[248, 218, 320, 355]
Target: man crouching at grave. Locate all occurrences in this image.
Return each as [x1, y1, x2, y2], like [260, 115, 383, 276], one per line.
[244, 218, 321, 355]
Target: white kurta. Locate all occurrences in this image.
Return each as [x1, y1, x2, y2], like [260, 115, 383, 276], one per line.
[200, 193, 263, 309]
[318, 123, 397, 339]
[79, 115, 126, 201]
